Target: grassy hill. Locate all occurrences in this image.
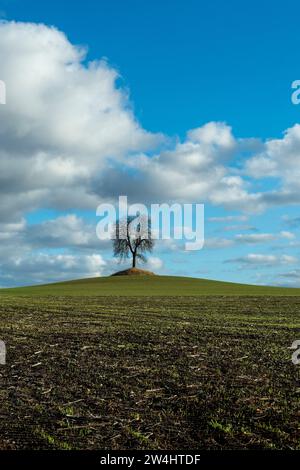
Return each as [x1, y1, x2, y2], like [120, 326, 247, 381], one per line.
[0, 291, 299, 449]
[0, 274, 299, 450]
[1, 275, 300, 296]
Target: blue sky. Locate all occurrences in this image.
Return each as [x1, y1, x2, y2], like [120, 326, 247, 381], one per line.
[1, 0, 300, 286]
[3, 0, 300, 139]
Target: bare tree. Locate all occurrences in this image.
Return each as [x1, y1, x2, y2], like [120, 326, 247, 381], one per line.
[113, 215, 154, 268]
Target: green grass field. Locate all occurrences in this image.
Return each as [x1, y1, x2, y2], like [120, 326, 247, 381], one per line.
[0, 276, 299, 450]
[2, 275, 300, 296]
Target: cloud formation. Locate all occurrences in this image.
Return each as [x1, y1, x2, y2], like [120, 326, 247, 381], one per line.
[0, 20, 161, 223]
[0, 20, 300, 286]
[225, 254, 298, 267]
[0, 253, 107, 287]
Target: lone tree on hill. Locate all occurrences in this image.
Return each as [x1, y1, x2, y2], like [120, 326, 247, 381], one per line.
[113, 215, 154, 268]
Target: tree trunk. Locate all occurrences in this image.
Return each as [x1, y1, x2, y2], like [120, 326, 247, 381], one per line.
[132, 252, 136, 268]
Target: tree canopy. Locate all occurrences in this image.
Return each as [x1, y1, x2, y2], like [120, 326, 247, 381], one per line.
[113, 215, 154, 268]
